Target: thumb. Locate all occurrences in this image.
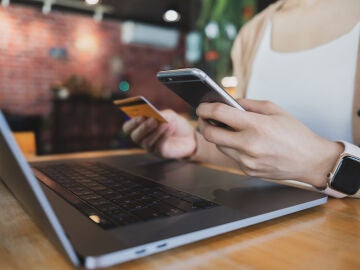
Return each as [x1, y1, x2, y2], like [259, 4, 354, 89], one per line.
[236, 98, 284, 115]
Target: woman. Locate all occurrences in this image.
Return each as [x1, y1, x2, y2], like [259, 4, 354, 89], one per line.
[123, 0, 360, 198]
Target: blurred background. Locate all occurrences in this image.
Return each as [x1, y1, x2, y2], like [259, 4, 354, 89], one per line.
[0, 0, 275, 155]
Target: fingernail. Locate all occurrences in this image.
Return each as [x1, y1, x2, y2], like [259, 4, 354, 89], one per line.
[135, 116, 143, 124]
[146, 118, 156, 128]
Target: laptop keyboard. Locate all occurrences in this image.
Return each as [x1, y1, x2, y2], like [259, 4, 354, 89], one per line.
[32, 161, 218, 229]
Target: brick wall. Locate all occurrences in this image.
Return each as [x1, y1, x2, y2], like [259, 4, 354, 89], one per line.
[0, 5, 189, 117]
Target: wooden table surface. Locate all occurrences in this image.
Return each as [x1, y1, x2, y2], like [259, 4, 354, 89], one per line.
[1, 150, 359, 270]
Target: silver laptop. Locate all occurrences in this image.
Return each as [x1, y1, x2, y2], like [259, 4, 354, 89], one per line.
[0, 110, 327, 269]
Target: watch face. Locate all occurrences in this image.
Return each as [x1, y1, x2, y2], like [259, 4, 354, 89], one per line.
[331, 156, 360, 195]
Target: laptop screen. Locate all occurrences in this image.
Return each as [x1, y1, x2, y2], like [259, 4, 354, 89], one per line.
[0, 110, 81, 265]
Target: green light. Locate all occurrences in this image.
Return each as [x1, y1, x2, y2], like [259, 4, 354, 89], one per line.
[119, 81, 130, 92]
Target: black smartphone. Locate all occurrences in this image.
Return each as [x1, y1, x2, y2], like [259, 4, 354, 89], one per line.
[157, 68, 244, 128]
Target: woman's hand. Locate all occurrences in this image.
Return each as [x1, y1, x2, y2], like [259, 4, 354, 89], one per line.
[122, 109, 197, 159]
[196, 98, 343, 187]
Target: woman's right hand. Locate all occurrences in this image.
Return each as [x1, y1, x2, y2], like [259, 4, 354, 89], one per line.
[122, 109, 197, 159]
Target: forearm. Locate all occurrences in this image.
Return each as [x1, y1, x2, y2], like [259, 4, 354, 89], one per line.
[300, 139, 343, 189]
[282, 139, 360, 198]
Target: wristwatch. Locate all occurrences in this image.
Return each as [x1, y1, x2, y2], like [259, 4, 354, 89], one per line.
[322, 141, 360, 198]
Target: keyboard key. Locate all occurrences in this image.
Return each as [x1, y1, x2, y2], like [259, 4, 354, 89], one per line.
[151, 203, 184, 216]
[131, 207, 166, 220]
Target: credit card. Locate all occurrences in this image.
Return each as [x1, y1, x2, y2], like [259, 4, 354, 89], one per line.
[113, 96, 167, 123]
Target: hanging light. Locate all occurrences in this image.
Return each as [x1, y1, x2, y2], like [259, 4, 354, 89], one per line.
[163, 9, 181, 22]
[85, 0, 99, 5]
[42, 0, 53, 14]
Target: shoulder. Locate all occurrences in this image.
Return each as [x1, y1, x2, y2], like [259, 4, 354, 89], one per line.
[231, 1, 285, 97]
[232, 0, 283, 58]
[238, 0, 283, 41]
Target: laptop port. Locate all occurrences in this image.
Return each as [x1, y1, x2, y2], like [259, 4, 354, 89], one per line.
[135, 249, 146, 255]
[157, 243, 167, 249]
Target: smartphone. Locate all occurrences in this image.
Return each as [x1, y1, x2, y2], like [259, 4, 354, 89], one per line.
[157, 68, 244, 128]
[157, 68, 244, 110]
[113, 96, 167, 123]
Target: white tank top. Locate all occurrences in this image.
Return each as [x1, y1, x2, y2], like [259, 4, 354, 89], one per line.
[246, 21, 360, 143]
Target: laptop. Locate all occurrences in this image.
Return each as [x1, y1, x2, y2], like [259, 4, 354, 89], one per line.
[0, 110, 327, 269]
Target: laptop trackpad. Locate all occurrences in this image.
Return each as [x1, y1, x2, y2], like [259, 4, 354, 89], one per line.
[107, 154, 319, 214]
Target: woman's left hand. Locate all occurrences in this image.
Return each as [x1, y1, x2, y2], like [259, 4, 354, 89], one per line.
[196, 98, 343, 188]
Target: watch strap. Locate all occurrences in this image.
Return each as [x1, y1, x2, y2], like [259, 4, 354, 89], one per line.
[339, 140, 360, 158]
[320, 186, 347, 198]
[321, 141, 360, 197]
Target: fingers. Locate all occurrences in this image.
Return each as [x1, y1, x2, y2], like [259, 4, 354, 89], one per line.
[197, 118, 241, 149]
[196, 99, 285, 132]
[123, 117, 159, 145]
[236, 98, 284, 115]
[140, 124, 169, 152]
[131, 118, 159, 145]
[122, 116, 145, 134]
[196, 102, 253, 131]
[160, 109, 179, 122]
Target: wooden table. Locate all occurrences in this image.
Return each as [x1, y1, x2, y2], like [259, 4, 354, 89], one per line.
[1, 150, 359, 270]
